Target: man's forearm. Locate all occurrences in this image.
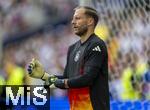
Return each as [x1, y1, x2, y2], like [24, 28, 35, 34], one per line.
[54, 79, 69, 89]
[54, 66, 99, 89]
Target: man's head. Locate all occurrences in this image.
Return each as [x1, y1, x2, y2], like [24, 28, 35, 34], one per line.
[72, 6, 99, 36]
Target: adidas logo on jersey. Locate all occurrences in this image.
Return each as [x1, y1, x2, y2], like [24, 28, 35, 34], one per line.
[92, 46, 101, 52]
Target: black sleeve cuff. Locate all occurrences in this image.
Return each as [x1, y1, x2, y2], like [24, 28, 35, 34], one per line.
[54, 79, 66, 89]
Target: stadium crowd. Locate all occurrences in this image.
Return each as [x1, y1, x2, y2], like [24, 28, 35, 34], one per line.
[0, 0, 149, 100]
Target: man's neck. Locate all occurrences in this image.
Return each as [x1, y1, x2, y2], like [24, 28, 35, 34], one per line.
[80, 30, 94, 43]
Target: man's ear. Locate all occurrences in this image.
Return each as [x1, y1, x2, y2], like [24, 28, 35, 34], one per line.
[87, 17, 94, 26]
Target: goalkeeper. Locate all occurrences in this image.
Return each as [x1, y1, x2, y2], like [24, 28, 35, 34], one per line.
[27, 6, 110, 110]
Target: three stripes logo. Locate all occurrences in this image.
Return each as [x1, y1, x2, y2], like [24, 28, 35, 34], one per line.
[92, 46, 101, 52]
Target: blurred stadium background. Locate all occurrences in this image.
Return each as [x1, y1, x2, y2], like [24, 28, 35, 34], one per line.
[0, 0, 149, 110]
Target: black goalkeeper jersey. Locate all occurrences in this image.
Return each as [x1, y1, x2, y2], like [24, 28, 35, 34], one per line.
[61, 33, 110, 110]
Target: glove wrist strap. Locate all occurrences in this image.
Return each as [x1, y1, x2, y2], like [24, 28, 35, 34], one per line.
[41, 72, 50, 81]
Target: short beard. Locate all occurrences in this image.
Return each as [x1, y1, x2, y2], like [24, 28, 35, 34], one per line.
[75, 25, 88, 37]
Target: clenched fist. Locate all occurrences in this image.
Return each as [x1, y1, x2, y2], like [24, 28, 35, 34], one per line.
[27, 58, 49, 81]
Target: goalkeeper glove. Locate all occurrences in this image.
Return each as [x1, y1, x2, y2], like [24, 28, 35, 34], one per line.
[44, 75, 58, 87]
[27, 58, 69, 88]
[27, 58, 49, 81]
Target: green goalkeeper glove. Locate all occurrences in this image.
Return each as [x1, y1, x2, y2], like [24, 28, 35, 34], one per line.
[27, 58, 58, 87]
[44, 75, 58, 86]
[27, 58, 50, 81]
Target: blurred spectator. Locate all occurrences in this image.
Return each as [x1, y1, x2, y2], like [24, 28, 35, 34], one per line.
[3, 58, 25, 85]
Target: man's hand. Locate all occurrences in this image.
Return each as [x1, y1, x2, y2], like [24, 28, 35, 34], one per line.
[27, 58, 49, 80]
[44, 75, 58, 86]
[27, 58, 69, 89]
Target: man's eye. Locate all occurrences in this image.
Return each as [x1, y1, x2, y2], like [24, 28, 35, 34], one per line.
[75, 17, 80, 20]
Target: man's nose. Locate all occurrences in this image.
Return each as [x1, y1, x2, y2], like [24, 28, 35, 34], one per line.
[71, 20, 74, 25]
[71, 19, 75, 25]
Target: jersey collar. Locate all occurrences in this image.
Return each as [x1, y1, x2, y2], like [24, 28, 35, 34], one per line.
[80, 33, 95, 45]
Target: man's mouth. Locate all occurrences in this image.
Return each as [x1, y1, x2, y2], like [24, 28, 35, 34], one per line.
[73, 26, 78, 29]
[73, 26, 79, 30]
